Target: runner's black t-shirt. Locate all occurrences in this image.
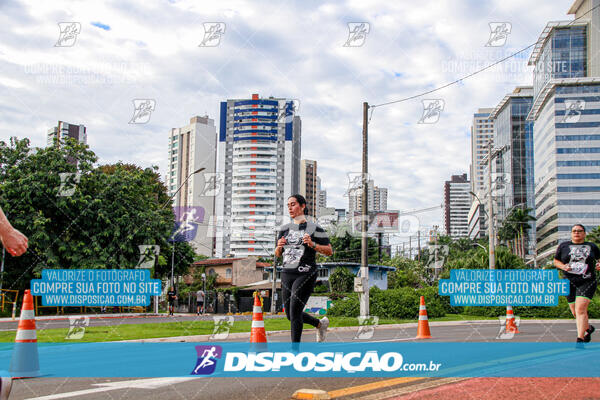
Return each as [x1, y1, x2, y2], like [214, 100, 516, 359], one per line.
[554, 241, 600, 281]
[167, 290, 177, 302]
[276, 221, 330, 274]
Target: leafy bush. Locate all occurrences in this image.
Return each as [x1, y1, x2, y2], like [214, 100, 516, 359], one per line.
[313, 282, 329, 293]
[327, 286, 452, 319]
[329, 267, 355, 293]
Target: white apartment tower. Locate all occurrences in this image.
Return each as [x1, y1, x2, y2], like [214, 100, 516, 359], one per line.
[168, 115, 217, 257]
[215, 94, 301, 258]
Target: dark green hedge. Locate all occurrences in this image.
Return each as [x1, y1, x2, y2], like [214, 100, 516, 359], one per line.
[327, 286, 600, 319]
[327, 286, 452, 319]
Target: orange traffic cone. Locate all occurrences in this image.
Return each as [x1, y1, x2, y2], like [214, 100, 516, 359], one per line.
[505, 305, 519, 334]
[250, 292, 267, 345]
[9, 290, 40, 378]
[416, 296, 432, 339]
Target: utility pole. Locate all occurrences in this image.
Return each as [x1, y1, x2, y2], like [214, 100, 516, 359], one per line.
[377, 232, 383, 262]
[480, 140, 505, 270]
[417, 230, 421, 261]
[409, 236, 412, 260]
[360, 101, 370, 317]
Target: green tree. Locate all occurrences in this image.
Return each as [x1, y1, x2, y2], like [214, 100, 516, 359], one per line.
[587, 225, 600, 247]
[328, 232, 378, 263]
[329, 266, 355, 293]
[385, 257, 425, 289]
[0, 137, 191, 291]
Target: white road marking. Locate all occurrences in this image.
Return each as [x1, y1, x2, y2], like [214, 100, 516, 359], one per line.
[27, 377, 198, 399]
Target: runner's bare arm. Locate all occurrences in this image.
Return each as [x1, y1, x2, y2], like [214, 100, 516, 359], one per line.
[0, 207, 28, 257]
[553, 259, 571, 272]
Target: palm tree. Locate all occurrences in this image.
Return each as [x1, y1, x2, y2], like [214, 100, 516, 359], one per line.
[505, 207, 536, 258]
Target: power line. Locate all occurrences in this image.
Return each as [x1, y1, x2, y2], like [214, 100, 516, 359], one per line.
[369, 4, 600, 110]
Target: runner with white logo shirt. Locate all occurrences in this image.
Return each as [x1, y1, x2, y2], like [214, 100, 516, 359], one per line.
[275, 195, 333, 349]
[554, 224, 600, 345]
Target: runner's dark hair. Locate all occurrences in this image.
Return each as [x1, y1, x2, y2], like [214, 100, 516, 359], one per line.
[572, 223, 586, 233]
[289, 194, 309, 215]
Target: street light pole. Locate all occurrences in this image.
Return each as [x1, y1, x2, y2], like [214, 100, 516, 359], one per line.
[161, 167, 205, 313]
[360, 101, 369, 317]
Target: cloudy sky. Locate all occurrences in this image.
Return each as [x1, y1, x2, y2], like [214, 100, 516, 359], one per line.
[0, 0, 575, 247]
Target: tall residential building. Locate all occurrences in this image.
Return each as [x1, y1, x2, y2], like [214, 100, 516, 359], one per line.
[470, 108, 495, 197]
[215, 94, 301, 258]
[316, 176, 327, 217]
[168, 115, 217, 257]
[489, 86, 536, 254]
[348, 179, 388, 215]
[300, 160, 318, 218]
[47, 121, 87, 147]
[443, 174, 471, 238]
[527, 0, 600, 258]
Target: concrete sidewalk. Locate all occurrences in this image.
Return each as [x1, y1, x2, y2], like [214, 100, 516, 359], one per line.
[0, 312, 161, 322]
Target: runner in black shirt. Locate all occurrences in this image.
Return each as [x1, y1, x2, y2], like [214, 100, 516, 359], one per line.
[167, 287, 177, 316]
[275, 194, 333, 348]
[554, 224, 600, 344]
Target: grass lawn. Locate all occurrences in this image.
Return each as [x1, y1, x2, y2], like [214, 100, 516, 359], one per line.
[0, 314, 502, 343]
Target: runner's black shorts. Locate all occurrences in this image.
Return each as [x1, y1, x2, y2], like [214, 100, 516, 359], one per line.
[566, 277, 597, 303]
[196, 301, 204, 307]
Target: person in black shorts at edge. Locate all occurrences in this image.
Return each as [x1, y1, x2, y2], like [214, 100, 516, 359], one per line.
[167, 287, 177, 316]
[275, 194, 333, 351]
[554, 224, 600, 345]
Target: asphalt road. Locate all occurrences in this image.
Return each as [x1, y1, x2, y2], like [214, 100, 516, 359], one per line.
[7, 320, 598, 400]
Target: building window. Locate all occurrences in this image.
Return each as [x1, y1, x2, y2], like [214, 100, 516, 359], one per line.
[208, 268, 216, 276]
[226, 268, 232, 278]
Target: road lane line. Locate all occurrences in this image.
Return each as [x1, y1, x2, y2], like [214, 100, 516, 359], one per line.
[27, 377, 198, 399]
[327, 377, 424, 398]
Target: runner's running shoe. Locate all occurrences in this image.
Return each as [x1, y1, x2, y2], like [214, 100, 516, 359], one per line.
[317, 317, 329, 342]
[584, 324, 595, 343]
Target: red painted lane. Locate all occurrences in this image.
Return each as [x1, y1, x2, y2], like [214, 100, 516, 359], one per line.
[391, 378, 600, 400]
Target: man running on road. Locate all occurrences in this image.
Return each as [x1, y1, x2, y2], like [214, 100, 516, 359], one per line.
[554, 224, 600, 345]
[167, 287, 177, 316]
[196, 289, 205, 315]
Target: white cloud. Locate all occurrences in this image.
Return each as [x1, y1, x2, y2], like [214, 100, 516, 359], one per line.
[0, 0, 575, 247]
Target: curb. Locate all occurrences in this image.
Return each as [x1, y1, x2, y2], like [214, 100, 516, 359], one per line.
[118, 318, 594, 343]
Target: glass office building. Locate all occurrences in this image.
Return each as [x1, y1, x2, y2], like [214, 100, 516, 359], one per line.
[528, 14, 600, 258]
[490, 86, 535, 255]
